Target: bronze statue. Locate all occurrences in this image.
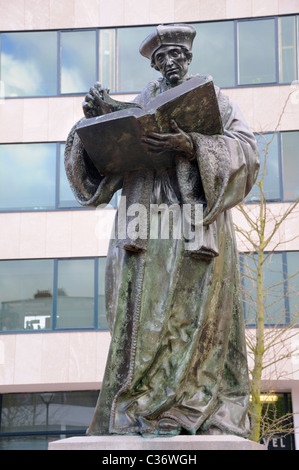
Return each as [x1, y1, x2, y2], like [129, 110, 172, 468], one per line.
[65, 24, 260, 437]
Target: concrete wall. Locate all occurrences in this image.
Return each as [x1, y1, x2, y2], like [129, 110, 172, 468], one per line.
[0, 0, 298, 31]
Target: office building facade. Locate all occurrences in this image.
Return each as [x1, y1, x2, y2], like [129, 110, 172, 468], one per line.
[0, 0, 298, 450]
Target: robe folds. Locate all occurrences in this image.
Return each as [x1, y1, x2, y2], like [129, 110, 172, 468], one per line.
[64, 75, 260, 437]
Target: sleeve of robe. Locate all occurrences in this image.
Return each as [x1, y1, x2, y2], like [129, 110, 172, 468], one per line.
[64, 118, 123, 207]
[176, 88, 260, 227]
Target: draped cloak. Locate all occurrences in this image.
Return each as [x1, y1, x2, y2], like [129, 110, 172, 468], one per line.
[64, 75, 260, 437]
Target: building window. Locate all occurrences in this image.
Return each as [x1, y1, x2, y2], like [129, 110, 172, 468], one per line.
[238, 18, 277, 85]
[58, 143, 81, 209]
[190, 20, 235, 88]
[0, 142, 120, 211]
[0, 259, 54, 331]
[60, 30, 97, 94]
[241, 251, 299, 327]
[285, 251, 299, 322]
[0, 258, 108, 333]
[0, 131, 297, 213]
[250, 133, 280, 202]
[1, 15, 298, 97]
[0, 143, 57, 210]
[281, 131, 299, 201]
[56, 258, 95, 329]
[247, 131, 299, 203]
[117, 26, 160, 93]
[0, 391, 98, 450]
[0, 31, 58, 97]
[279, 16, 298, 84]
[97, 257, 107, 329]
[99, 29, 116, 93]
[1, 253, 297, 333]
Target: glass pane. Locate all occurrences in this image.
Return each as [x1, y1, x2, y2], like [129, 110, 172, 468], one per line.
[247, 133, 280, 202]
[190, 21, 235, 87]
[241, 253, 258, 326]
[99, 29, 116, 93]
[118, 26, 161, 92]
[56, 259, 95, 328]
[0, 435, 50, 451]
[0, 143, 56, 210]
[238, 19, 276, 85]
[0, 260, 54, 331]
[286, 252, 299, 325]
[58, 143, 81, 208]
[0, 391, 98, 435]
[98, 257, 108, 329]
[0, 31, 57, 97]
[281, 131, 299, 200]
[279, 16, 297, 83]
[241, 253, 286, 326]
[61, 30, 97, 94]
[263, 252, 286, 325]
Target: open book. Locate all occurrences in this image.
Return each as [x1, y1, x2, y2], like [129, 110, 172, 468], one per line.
[76, 76, 223, 175]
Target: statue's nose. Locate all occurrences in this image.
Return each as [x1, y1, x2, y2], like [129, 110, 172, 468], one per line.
[165, 55, 174, 66]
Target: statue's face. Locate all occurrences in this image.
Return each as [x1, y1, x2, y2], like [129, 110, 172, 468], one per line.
[153, 45, 190, 85]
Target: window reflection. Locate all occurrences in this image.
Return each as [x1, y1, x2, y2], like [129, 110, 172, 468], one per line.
[0, 17, 298, 98]
[99, 29, 116, 93]
[279, 16, 297, 83]
[286, 252, 299, 325]
[248, 133, 280, 202]
[59, 143, 81, 208]
[238, 19, 276, 85]
[241, 252, 286, 326]
[56, 259, 95, 328]
[190, 21, 235, 88]
[61, 30, 97, 94]
[0, 258, 108, 333]
[98, 257, 107, 328]
[0, 143, 56, 210]
[241, 253, 258, 326]
[0, 391, 98, 449]
[117, 26, 160, 92]
[1, 32, 57, 97]
[281, 131, 299, 201]
[263, 252, 286, 325]
[0, 260, 54, 331]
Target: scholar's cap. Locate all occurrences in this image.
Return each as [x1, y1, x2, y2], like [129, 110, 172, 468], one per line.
[139, 24, 196, 60]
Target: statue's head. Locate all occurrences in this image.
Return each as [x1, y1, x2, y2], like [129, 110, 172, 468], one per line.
[139, 24, 196, 85]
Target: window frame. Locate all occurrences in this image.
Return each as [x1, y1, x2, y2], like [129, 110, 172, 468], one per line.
[0, 142, 119, 212]
[0, 130, 298, 211]
[236, 16, 279, 87]
[240, 251, 298, 328]
[58, 28, 99, 96]
[0, 390, 99, 450]
[0, 15, 298, 99]
[246, 130, 299, 204]
[0, 257, 109, 334]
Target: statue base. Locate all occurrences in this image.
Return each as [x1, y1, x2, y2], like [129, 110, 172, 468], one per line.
[48, 434, 266, 451]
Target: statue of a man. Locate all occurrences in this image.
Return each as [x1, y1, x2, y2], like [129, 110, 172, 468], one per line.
[65, 24, 260, 437]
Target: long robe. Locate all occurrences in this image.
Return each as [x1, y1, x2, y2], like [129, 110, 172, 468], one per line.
[64, 75, 260, 437]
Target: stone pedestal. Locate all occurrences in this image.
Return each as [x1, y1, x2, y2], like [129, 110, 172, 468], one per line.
[48, 435, 266, 451]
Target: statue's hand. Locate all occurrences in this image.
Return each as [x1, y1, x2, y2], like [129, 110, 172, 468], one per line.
[82, 82, 111, 118]
[142, 120, 195, 159]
